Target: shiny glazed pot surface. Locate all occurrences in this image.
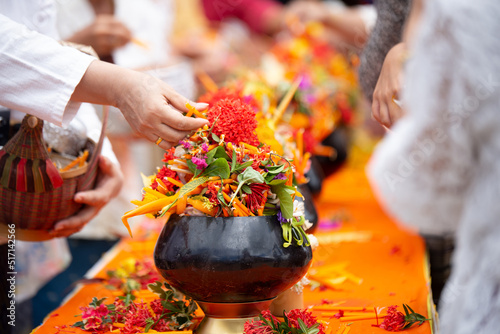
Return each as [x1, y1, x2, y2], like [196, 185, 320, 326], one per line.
[154, 215, 312, 303]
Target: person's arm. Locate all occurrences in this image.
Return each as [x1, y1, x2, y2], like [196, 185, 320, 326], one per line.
[0, 14, 208, 149]
[71, 60, 208, 149]
[371, 42, 407, 127]
[285, 1, 372, 48]
[65, 14, 132, 58]
[358, 0, 411, 104]
[367, 0, 477, 236]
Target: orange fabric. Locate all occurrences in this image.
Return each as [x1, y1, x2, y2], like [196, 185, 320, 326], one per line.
[32, 166, 432, 334]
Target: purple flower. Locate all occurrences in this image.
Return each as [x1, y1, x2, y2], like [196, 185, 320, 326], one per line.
[191, 156, 208, 170]
[201, 143, 209, 153]
[298, 75, 312, 90]
[179, 140, 192, 150]
[277, 211, 290, 224]
[273, 173, 287, 181]
[305, 94, 317, 104]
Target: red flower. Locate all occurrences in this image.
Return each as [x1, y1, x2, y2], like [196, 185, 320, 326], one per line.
[162, 147, 176, 163]
[244, 309, 325, 334]
[199, 87, 242, 105]
[122, 302, 152, 333]
[205, 182, 220, 205]
[375, 305, 406, 332]
[245, 183, 270, 214]
[285, 309, 326, 334]
[80, 303, 111, 331]
[207, 98, 259, 146]
[152, 166, 179, 192]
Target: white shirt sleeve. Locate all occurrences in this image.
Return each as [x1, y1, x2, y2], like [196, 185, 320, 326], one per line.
[0, 13, 95, 127]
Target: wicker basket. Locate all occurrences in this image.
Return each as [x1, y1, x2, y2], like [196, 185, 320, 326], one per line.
[0, 111, 108, 241]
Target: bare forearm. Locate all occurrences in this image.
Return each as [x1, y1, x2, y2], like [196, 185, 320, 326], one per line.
[71, 59, 136, 107]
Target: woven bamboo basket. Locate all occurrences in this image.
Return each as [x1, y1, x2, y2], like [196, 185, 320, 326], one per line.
[0, 110, 108, 241]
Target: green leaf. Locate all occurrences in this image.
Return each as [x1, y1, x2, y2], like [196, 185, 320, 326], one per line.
[206, 147, 218, 164]
[213, 145, 230, 160]
[273, 185, 294, 219]
[265, 164, 285, 173]
[212, 133, 220, 142]
[186, 159, 201, 178]
[283, 185, 296, 195]
[230, 167, 265, 204]
[200, 158, 230, 179]
[144, 318, 155, 332]
[238, 167, 265, 184]
[234, 160, 253, 172]
[159, 176, 210, 216]
[148, 281, 167, 300]
[268, 179, 287, 186]
[72, 321, 86, 329]
[217, 186, 228, 206]
[231, 150, 238, 173]
[298, 318, 308, 332]
[242, 184, 252, 194]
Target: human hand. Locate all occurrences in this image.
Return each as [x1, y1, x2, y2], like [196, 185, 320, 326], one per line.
[372, 43, 407, 128]
[49, 156, 124, 238]
[285, 1, 329, 26]
[67, 14, 132, 57]
[114, 71, 210, 149]
[72, 61, 210, 148]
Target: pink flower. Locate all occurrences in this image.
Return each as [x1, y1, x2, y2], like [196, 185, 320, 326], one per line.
[201, 143, 209, 153]
[192, 156, 208, 170]
[179, 140, 192, 150]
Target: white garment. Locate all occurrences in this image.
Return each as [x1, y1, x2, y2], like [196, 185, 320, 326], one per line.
[0, 0, 118, 301]
[56, 0, 174, 70]
[0, 10, 94, 127]
[368, 0, 500, 333]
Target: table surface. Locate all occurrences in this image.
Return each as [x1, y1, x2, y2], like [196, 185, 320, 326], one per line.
[32, 164, 436, 334]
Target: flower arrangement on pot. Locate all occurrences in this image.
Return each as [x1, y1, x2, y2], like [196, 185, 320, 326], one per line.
[122, 94, 314, 334]
[122, 96, 311, 248]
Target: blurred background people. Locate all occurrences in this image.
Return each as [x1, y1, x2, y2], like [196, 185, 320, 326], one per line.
[368, 1, 500, 332]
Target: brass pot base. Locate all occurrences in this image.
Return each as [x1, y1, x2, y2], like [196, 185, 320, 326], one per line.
[194, 299, 275, 334]
[195, 316, 255, 334]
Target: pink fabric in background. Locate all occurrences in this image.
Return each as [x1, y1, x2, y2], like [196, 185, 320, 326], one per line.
[201, 0, 282, 34]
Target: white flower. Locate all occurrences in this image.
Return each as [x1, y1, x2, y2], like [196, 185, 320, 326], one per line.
[292, 275, 311, 294]
[174, 146, 186, 158]
[293, 200, 305, 218]
[307, 234, 319, 251]
[303, 219, 313, 231]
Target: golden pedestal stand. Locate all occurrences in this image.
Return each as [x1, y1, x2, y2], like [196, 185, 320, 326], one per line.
[195, 299, 274, 334]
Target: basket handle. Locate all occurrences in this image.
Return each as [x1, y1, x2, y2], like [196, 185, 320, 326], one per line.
[78, 106, 109, 189]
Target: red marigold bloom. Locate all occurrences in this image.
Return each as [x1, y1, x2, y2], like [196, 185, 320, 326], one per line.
[152, 166, 179, 192]
[207, 98, 259, 146]
[199, 87, 242, 105]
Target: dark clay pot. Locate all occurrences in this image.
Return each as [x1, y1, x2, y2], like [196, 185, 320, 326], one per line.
[154, 215, 312, 303]
[297, 184, 319, 234]
[315, 127, 349, 177]
[304, 156, 325, 195]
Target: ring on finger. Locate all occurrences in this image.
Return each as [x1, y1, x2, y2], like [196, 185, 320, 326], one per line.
[155, 137, 163, 145]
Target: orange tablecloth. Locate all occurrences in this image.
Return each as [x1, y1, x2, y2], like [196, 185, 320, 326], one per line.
[33, 165, 435, 334]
